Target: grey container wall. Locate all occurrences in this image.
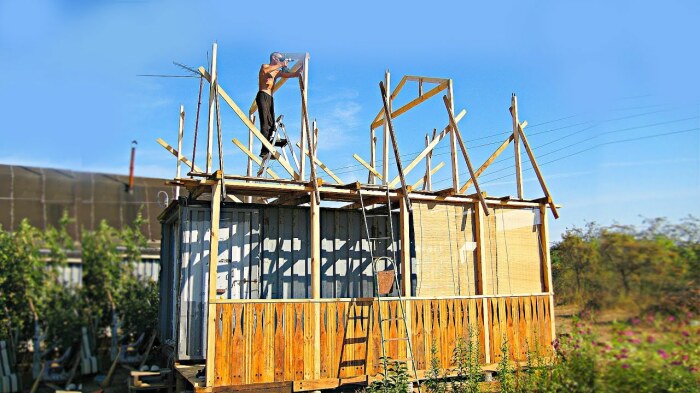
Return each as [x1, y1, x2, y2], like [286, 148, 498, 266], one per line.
[159, 202, 406, 361]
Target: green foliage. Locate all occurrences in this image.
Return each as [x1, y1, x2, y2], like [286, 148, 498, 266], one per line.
[424, 339, 447, 393]
[497, 338, 516, 393]
[366, 358, 411, 393]
[552, 216, 700, 315]
[451, 326, 481, 393]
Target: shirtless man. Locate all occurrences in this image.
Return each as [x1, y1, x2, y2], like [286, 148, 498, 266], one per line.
[257, 52, 302, 157]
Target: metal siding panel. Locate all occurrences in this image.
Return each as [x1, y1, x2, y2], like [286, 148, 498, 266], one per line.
[320, 210, 335, 298]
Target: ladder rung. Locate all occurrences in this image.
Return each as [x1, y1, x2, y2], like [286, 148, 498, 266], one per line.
[365, 214, 389, 218]
[384, 337, 409, 342]
[370, 237, 391, 240]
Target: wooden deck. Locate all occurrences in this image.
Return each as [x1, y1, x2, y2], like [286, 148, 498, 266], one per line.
[201, 294, 552, 391]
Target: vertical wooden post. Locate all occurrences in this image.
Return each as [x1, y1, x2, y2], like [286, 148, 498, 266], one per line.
[205, 43, 218, 174]
[382, 70, 391, 184]
[511, 94, 523, 199]
[299, 53, 310, 181]
[448, 80, 459, 192]
[475, 201, 491, 363]
[369, 128, 376, 184]
[399, 196, 413, 359]
[205, 175, 222, 387]
[246, 114, 254, 203]
[540, 204, 556, 344]
[310, 185, 321, 382]
[423, 134, 430, 191]
[175, 105, 185, 199]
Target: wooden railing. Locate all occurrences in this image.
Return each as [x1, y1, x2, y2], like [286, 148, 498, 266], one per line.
[212, 294, 552, 387]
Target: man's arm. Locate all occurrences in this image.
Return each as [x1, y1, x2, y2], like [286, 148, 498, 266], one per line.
[277, 68, 302, 79]
[261, 63, 286, 74]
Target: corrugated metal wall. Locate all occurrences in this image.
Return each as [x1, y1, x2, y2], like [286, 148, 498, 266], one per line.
[54, 259, 160, 287]
[168, 203, 405, 360]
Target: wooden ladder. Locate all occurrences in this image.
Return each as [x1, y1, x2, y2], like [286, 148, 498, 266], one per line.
[257, 115, 298, 177]
[358, 185, 420, 392]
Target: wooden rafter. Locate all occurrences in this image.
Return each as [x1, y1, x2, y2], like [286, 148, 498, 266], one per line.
[371, 81, 449, 130]
[516, 122, 560, 218]
[299, 77, 320, 203]
[380, 81, 411, 211]
[157, 138, 203, 173]
[386, 109, 466, 188]
[294, 142, 343, 184]
[353, 154, 383, 182]
[443, 95, 489, 214]
[231, 138, 280, 179]
[412, 161, 445, 189]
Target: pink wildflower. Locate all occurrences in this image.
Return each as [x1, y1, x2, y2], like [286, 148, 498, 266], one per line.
[671, 361, 682, 366]
[658, 349, 669, 359]
[622, 364, 630, 369]
[682, 355, 689, 361]
[631, 318, 640, 325]
[646, 314, 655, 323]
[668, 316, 676, 322]
[646, 335, 656, 344]
[623, 330, 634, 336]
[682, 331, 690, 337]
[629, 338, 641, 344]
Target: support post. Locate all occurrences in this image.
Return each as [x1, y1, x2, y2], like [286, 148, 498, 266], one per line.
[299, 53, 309, 181]
[540, 204, 557, 345]
[474, 201, 491, 364]
[511, 94, 524, 199]
[369, 127, 376, 184]
[423, 133, 430, 191]
[205, 43, 217, 174]
[382, 70, 390, 184]
[205, 175, 222, 387]
[379, 81, 411, 211]
[175, 105, 185, 200]
[310, 184, 321, 382]
[448, 80, 459, 192]
[247, 114, 254, 203]
[399, 196, 413, 360]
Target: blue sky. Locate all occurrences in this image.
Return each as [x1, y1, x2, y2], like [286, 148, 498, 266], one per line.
[1, 0, 698, 240]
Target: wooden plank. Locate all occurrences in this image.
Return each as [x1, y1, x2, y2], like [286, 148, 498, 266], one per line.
[232, 304, 245, 385]
[386, 109, 465, 188]
[370, 81, 449, 130]
[511, 94, 524, 199]
[379, 81, 412, 211]
[382, 71, 391, 184]
[540, 205, 557, 347]
[294, 142, 343, 184]
[412, 162, 445, 189]
[459, 134, 514, 193]
[443, 95, 489, 215]
[205, 180, 222, 387]
[369, 128, 376, 184]
[299, 54, 309, 181]
[353, 154, 383, 181]
[405, 75, 450, 84]
[206, 44, 217, 173]
[176, 105, 185, 193]
[198, 67, 297, 178]
[157, 138, 204, 173]
[516, 123, 560, 218]
[274, 303, 286, 382]
[232, 138, 280, 179]
[448, 81, 459, 193]
[423, 134, 430, 190]
[263, 303, 275, 382]
[299, 77, 320, 203]
[369, 76, 408, 133]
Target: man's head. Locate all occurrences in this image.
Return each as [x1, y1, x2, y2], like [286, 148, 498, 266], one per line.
[270, 52, 284, 64]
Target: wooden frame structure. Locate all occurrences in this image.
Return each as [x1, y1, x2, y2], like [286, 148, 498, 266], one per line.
[157, 44, 560, 393]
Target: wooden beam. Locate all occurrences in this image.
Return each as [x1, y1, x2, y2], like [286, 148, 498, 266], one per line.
[299, 77, 320, 203]
[205, 43, 217, 174]
[370, 75, 408, 127]
[369, 127, 376, 184]
[382, 70, 390, 184]
[474, 202, 491, 363]
[405, 75, 450, 84]
[205, 178, 222, 387]
[232, 138, 280, 179]
[295, 142, 343, 184]
[157, 138, 203, 173]
[271, 192, 309, 206]
[380, 81, 412, 211]
[458, 121, 528, 193]
[353, 154, 383, 181]
[310, 181, 321, 381]
[511, 94, 524, 199]
[447, 80, 459, 193]
[516, 122, 560, 218]
[198, 67, 297, 178]
[399, 197, 411, 296]
[386, 109, 466, 188]
[443, 95, 489, 214]
[540, 204, 557, 345]
[412, 161, 445, 189]
[176, 105, 185, 199]
[370, 80, 449, 130]
[423, 134, 430, 190]
[299, 53, 309, 181]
